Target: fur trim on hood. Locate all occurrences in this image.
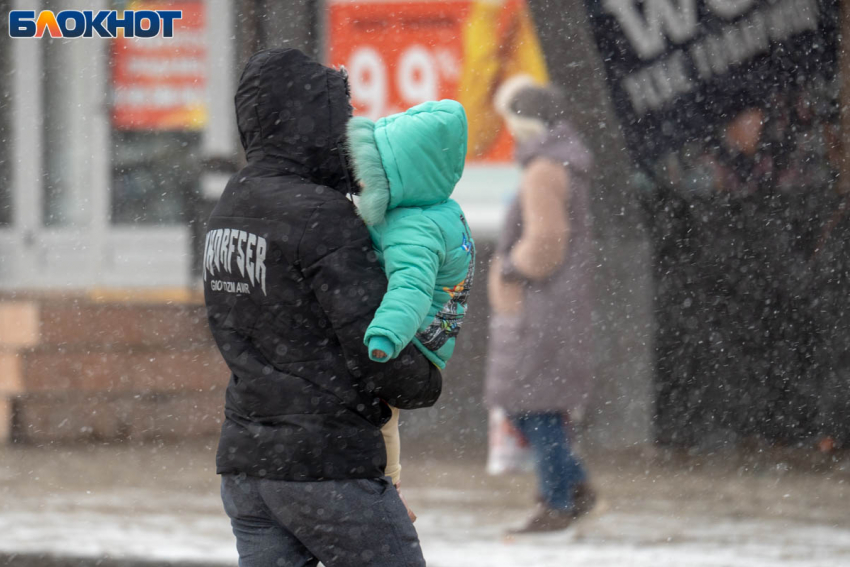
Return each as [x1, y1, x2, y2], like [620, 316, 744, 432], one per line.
[346, 117, 390, 225]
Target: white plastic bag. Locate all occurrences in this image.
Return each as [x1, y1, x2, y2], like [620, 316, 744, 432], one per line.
[486, 407, 534, 475]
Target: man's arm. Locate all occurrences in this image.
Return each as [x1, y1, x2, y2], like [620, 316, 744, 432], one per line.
[298, 197, 441, 409]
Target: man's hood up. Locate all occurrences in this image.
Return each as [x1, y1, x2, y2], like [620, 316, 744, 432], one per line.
[235, 48, 352, 189]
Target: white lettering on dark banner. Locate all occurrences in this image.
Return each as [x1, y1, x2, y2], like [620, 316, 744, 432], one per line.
[204, 228, 267, 295]
[603, 0, 699, 61]
[618, 0, 820, 115]
[622, 50, 694, 115]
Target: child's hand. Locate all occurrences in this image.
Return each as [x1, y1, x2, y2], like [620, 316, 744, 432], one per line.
[367, 335, 395, 362]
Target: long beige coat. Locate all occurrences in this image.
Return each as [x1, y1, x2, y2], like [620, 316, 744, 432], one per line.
[485, 121, 595, 416]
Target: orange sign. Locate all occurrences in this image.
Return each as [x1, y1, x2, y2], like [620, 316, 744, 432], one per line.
[112, 1, 206, 130]
[329, 0, 513, 162]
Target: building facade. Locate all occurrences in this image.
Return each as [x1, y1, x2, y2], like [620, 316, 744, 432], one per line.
[0, 0, 238, 290]
[0, 0, 656, 449]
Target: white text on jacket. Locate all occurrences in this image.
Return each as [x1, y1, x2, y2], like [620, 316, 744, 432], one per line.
[204, 229, 267, 295]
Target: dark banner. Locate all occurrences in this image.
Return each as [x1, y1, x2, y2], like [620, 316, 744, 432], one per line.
[585, 0, 839, 168]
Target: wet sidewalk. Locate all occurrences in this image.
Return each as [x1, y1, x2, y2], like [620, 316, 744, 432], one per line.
[1, 441, 849, 567]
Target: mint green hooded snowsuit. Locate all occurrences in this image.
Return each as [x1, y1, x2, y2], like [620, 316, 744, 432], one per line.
[346, 100, 475, 369]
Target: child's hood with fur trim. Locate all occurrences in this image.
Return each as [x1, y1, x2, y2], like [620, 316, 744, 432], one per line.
[345, 100, 467, 225]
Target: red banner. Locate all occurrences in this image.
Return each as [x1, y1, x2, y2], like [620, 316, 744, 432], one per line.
[328, 0, 539, 163]
[111, 1, 207, 131]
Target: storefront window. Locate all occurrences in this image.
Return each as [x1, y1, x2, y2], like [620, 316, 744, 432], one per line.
[109, 0, 206, 226]
[0, 1, 12, 227]
[111, 131, 200, 224]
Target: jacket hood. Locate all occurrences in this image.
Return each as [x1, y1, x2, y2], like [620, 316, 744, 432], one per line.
[516, 120, 593, 175]
[346, 100, 467, 225]
[235, 48, 353, 190]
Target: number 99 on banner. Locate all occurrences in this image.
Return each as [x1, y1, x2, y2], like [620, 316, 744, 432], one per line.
[347, 45, 442, 120]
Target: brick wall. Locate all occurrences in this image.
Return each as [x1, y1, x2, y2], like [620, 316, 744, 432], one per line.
[0, 297, 228, 444]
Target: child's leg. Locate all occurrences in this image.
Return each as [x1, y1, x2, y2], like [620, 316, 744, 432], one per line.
[381, 406, 402, 485]
[381, 406, 416, 522]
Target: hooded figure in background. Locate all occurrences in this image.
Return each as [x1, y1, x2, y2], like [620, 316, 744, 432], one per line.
[204, 48, 440, 567]
[485, 75, 597, 533]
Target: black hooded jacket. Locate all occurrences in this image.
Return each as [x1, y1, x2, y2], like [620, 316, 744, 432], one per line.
[204, 49, 442, 481]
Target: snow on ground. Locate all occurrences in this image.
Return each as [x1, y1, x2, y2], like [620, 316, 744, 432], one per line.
[1, 485, 849, 566]
[1, 444, 848, 566]
[0, 489, 235, 563]
[419, 498, 850, 567]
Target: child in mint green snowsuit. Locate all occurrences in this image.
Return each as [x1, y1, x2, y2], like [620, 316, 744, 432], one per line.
[346, 100, 475, 491]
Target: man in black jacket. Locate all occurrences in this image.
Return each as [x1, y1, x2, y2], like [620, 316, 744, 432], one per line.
[204, 48, 441, 567]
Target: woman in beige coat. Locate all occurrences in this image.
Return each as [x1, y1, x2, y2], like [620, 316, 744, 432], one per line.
[485, 76, 596, 533]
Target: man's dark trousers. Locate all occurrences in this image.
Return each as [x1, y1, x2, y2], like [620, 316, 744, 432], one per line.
[221, 473, 426, 567]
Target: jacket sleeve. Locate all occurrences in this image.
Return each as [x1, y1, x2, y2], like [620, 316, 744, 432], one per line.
[297, 197, 442, 409]
[364, 214, 444, 359]
[502, 157, 571, 281]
